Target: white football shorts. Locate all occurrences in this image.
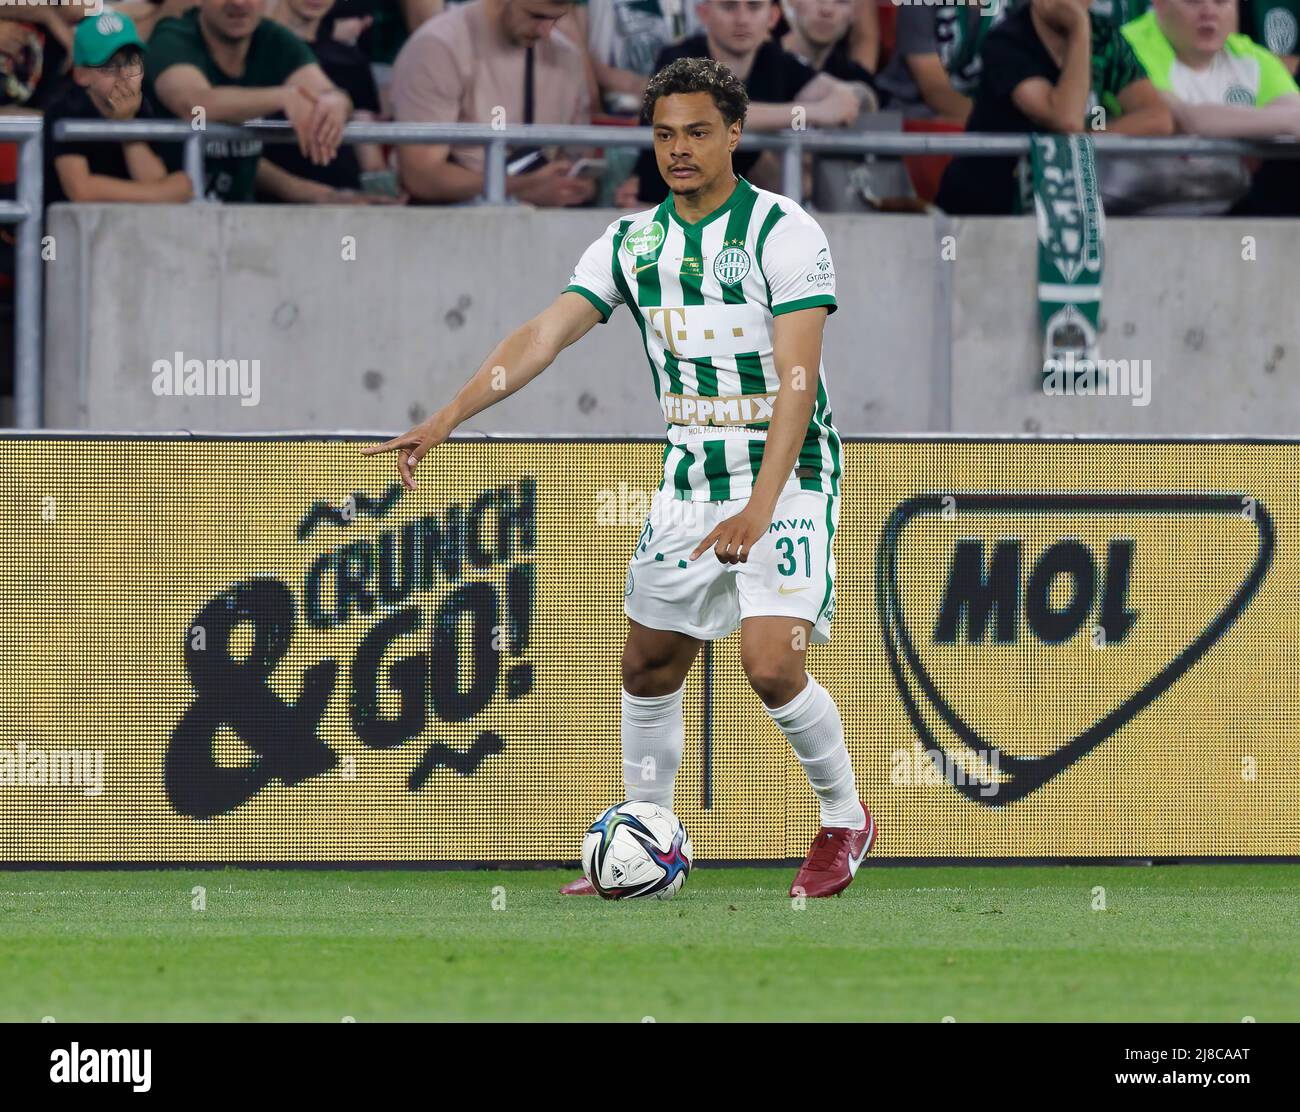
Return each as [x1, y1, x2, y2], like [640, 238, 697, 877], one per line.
[623, 481, 838, 644]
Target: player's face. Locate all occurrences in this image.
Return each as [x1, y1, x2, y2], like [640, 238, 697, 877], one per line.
[651, 91, 741, 197]
[699, 0, 779, 55]
[788, 0, 856, 48]
[1154, 0, 1235, 55]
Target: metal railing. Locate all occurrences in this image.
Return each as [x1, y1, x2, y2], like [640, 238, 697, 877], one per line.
[30, 118, 1300, 433]
[53, 118, 1300, 206]
[1, 116, 42, 430]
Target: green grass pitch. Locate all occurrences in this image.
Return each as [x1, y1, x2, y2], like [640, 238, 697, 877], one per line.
[2, 865, 1297, 1022]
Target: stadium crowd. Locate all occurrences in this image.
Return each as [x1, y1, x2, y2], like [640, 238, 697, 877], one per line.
[2, 0, 1300, 214]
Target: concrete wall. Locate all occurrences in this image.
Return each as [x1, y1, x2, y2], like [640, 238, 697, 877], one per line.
[44, 204, 1299, 434]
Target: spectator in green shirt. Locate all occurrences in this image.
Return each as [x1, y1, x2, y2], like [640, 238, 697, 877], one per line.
[145, 0, 355, 202]
[1125, 0, 1300, 137]
[1102, 0, 1300, 212]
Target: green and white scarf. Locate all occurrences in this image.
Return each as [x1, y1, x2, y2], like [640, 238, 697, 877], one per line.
[1029, 134, 1105, 375]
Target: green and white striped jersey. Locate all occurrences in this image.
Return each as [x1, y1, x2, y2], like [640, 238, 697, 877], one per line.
[564, 176, 842, 503]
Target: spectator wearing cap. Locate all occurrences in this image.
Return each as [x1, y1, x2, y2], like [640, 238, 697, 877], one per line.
[144, 0, 357, 203]
[43, 13, 193, 203]
[391, 0, 596, 206]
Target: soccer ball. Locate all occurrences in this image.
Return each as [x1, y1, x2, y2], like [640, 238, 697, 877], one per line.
[582, 800, 693, 900]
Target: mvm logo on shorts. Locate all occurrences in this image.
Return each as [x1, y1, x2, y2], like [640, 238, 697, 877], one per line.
[877, 494, 1274, 805]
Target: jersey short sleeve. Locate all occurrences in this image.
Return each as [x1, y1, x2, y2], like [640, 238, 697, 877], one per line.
[564, 220, 626, 323]
[759, 208, 838, 317]
[144, 16, 206, 86]
[257, 20, 317, 83]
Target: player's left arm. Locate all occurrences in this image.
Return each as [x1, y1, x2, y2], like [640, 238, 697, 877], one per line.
[753, 305, 827, 505]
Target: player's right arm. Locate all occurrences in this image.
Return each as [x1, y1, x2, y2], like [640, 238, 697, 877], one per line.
[361, 292, 604, 489]
[363, 219, 626, 488]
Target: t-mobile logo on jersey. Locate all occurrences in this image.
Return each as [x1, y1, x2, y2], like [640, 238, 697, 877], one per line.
[151, 351, 261, 407]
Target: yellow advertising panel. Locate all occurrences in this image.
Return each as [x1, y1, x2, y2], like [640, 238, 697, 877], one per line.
[0, 436, 1294, 863]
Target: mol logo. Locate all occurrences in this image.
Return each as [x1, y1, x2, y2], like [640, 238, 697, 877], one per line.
[878, 494, 1274, 806]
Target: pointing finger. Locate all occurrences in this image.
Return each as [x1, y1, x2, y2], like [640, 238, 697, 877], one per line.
[360, 436, 408, 456]
[690, 528, 718, 561]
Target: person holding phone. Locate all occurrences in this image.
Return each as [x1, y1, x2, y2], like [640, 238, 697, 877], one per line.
[392, 0, 599, 205]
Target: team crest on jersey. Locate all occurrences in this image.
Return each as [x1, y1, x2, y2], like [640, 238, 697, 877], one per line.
[1224, 84, 1255, 107]
[712, 246, 751, 285]
[622, 221, 665, 257]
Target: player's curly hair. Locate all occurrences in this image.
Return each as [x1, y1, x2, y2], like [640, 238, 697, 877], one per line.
[641, 57, 749, 130]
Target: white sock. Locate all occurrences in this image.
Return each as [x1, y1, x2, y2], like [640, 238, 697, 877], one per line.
[764, 673, 865, 829]
[621, 683, 684, 810]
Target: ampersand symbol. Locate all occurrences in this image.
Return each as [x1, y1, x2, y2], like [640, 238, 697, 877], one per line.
[165, 578, 337, 819]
